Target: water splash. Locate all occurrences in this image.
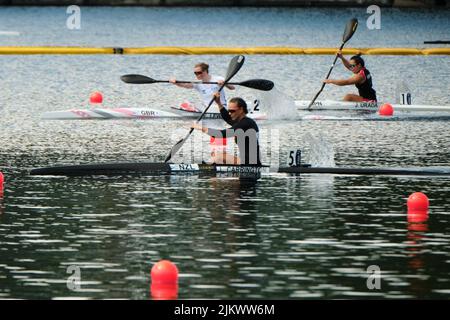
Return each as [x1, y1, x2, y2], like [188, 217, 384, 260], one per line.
[254, 87, 297, 120]
[304, 133, 335, 167]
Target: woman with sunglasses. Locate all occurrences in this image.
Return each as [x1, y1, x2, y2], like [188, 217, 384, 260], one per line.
[191, 92, 261, 165]
[323, 53, 377, 102]
[170, 62, 235, 112]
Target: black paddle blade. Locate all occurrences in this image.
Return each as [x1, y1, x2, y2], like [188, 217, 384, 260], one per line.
[164, 128, 193, 163]
[120, 74, 156, 84]
[343, 18, 358, 44]
[239, 79, 274, 91]
[225, 55, 245, 82]
[164, 138, 185, 163]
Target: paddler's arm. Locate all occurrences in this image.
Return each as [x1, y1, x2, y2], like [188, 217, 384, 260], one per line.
[169, 78, 193, 89]
[217, 79, 235, 90]
[337, 51, 352, 71]
[191, 124, 230, 139]
[191, 123, 209, 133]
[323, 74, 364, 86]
[213, 92, 234, 125]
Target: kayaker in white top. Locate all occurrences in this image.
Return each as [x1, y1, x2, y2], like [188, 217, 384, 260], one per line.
[169, 62, 235, 112]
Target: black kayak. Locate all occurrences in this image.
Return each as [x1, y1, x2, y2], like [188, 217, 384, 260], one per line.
[29, 162, 450, 177]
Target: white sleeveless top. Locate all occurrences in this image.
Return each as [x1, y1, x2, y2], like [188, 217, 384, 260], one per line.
[193, 75, 227, 111]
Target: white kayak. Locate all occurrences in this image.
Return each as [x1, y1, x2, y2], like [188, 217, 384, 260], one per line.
[295, 100, 450, 112]
[41, 107, 182, 120]
[41, 104, 268, 120]
[41, 100, 450, 120]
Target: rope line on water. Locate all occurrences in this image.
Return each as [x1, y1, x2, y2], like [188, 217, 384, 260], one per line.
[0, 46, 449, 55]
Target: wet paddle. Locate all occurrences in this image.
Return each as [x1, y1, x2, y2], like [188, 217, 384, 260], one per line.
[164, 55, 245, 163]
[121, 74, 273, 91]
[307, 18, 358, 111]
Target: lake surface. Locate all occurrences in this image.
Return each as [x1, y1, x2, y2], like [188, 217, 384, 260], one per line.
[0, 6, 449, 299]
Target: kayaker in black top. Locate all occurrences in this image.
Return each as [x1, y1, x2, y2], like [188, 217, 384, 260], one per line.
[323, 53, 377, 102]
[191, 93, 261, 165]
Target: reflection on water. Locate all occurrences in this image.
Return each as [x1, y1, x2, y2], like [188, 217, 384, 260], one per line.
[406, 216, 429, 298]
[3, 169, 450, 299]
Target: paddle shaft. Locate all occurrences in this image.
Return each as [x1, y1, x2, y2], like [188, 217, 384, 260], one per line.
[164, 55, 244, 163]
[307, 43, 344, 110]
[157, 80, 239, 85]
[121, 74, 273, 91]
[307, 42, 345, 110]
[194, 85, 227, 123]
[164, 83, 227, 163]
[307, 18, 358, 111]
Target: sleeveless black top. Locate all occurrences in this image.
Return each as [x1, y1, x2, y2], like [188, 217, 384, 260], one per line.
[356, 68, 377, 101]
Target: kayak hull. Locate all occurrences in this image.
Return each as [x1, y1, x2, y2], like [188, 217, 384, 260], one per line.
[295, 100, 450, 112]
[41, 100, 450, 120]
[30, 162, 450, 177]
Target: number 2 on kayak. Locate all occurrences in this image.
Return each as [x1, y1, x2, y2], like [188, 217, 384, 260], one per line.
[253, 99, 260, 112]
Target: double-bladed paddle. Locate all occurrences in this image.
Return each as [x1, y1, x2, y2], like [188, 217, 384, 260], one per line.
[164, 55, 245, 163]
[120, 74, 274, 91]
[307, 18, 359, 110]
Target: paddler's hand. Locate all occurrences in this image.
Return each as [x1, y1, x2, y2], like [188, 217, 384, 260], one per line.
[169, 78, 177, 84]
[191, 123, 207, 133]
[323, 79, 334, 84]
[337, 50, 343, 59]
[213, 92, 223, 108]
[217, 79, 225, 86]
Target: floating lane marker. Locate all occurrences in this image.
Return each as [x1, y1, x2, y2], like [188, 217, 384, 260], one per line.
[0, 46, 449, 55]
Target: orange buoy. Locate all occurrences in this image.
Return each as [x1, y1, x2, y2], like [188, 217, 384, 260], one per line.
[150, 260, 179, 300]
[0, 172, 4, 196]
[150, 283, 178, 300]
[379, 103, 394, 116]
[407, 192, 429, 212]
[89, 91, 103, 104]
[151, 260, 178, 284]
[407, 211, 429, 224]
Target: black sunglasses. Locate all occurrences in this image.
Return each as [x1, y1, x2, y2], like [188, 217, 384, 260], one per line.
[228, 109, 238, 114]
[194, 71, 203, 75]
[350, 64, 358, 68]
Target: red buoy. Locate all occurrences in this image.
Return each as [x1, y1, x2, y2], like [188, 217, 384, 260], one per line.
[151, 283, 178, 300]
[379, 103, 394, 116]
[89, 91, 103, 104]
[0, 172, 4, 196]
[407, 211, 429, 224]
[407, 192, 429, 212]
[151, 260, 178, 284]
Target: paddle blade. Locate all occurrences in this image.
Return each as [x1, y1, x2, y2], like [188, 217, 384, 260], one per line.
[239, 79, 274, 91]
[225, 55, 245, 82]
[120, 74, 156, 84]
[343, 18, 358, 44]
[164, 135, 188, 163]
[307, 18, 358, 111]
